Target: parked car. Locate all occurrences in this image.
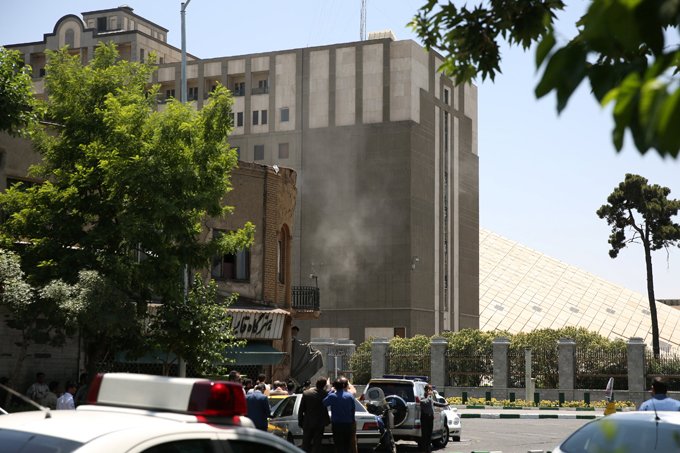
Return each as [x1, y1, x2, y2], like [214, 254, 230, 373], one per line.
[434, 391, 461, 441]
[268, 393, 381, 450]
[360, 375, 449, 449]
[0, 373, 304, 453]
[553, 411, 680, 452]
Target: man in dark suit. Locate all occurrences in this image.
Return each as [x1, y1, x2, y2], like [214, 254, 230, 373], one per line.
[298, 377, 330, 453]
[246, 383, 270, 430]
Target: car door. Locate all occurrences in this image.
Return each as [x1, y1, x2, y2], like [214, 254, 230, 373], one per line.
[268, 396, 296, 440]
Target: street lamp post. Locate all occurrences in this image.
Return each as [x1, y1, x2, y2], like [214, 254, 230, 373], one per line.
[178, 0, 192, 378]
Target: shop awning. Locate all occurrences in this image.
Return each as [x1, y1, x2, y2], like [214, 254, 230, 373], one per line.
[224, 343, 287, 366]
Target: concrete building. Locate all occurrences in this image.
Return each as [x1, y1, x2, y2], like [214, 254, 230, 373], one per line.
[2, 7, 480, 348]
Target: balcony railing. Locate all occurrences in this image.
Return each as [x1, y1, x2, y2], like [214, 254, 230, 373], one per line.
[232, 88, 245, 96]
[292, 286, 320, 311]
[251, 86, 269, 95]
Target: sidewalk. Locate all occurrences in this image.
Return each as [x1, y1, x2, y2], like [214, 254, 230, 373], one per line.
[456, 406, 605, 420]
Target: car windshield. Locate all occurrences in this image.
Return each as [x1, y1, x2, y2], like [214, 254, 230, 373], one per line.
[369, 384, 414, 402]
[560, 417, 680, 452]
[0, 429, 83, 453]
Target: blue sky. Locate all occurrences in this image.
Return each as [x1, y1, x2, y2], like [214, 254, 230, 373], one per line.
[2, 1, 679, 299]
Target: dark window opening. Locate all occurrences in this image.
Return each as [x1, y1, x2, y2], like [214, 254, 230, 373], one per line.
[252, 110, 259, 125]
[261, 110, 268, 125]
[97, 17, 107, 32]
[237, 112, 244, 127]
[211, 231, 250, 281]
[280, 107, 289, 122]
[254, 144, 264, 161]
[278, 142, 289, 159]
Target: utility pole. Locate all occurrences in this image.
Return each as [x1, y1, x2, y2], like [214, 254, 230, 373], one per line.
[360, 0, 367, 41]
[178, 0, 192, 378]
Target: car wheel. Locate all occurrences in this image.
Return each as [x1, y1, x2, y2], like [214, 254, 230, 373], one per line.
[433, 424, 449, 449]
[384, 395, 408, 427]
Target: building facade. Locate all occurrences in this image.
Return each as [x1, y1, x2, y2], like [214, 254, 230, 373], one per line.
[2, 7, 479, 348]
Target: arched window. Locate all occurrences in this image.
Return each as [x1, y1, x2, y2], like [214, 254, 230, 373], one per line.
[65, 29, 75, 48]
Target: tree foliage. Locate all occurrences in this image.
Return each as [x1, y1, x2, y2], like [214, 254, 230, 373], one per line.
[0, 42, 253, 372]
[0, 47, 39, 135]
[597, 174, 680, 357]
[411, 0, 680, 158]
[0, 248, 72, 401]
[146, 275, 244, 377]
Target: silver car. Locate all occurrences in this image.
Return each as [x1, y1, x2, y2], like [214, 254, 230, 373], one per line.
[553, 411, 680, 452]
[268, 393, 381, 450]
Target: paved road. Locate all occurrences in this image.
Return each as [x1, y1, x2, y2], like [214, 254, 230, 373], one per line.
[391, 418, 591, 453]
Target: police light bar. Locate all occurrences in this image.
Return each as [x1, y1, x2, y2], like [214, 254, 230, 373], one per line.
[87, 373, 247, 418]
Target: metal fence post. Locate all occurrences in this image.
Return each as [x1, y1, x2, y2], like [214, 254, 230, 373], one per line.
[371, 338, 389, 379]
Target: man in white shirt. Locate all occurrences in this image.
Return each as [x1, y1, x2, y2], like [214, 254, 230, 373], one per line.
[56, 381, 77, 410]
[26, 372, 49, 406]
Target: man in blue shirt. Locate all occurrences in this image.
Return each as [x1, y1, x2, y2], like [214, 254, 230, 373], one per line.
[323, 378, 356, 452]
[639, 378, 680, 411]
[246, 383, 271, 430]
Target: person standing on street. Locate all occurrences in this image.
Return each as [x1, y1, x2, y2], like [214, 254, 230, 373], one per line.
[639, 377, 680, 411]
[246, 383, 270, 430]
[298, 377, 330, 453]
[323, 378, 356, 453]
[56, 381, 77, 410]
[419, 384, 447, 453]
[26, 372, 49, 406]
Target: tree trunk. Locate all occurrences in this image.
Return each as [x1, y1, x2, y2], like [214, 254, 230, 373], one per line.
[643, 242, 660, 358]
[6, 337, 29, 408]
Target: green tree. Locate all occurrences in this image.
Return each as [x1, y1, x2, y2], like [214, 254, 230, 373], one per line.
[410, 0, 680, 158]
[0, 249, 72, 405]
[146, 275, 244, 376]
[0, 42, 253, 373]
[0, 47, 39, 135]
[597, 174, 680, 357]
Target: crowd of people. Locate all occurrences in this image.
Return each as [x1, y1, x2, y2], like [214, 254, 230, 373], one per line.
[24, 371, 89, 410]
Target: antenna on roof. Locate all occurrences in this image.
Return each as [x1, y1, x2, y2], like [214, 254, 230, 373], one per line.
[360, 0, 367, 41]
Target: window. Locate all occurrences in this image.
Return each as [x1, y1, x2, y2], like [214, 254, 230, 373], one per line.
[65, 29, 75, 48]
[261, 110, 268, 125]
[278, 143, 289, 159]
[280, 107, 289, 122]
[159, 57, 165, 64]
[394, 327, 406, 338]
[188, 86, 198, 101]
[211, 230, 250, 281]
[139, 48, 145, 62]
[254, 145, 264, 161]
[165, 89, 175, 100]
[252, 110, 259, 125]
[97, 17, 107, 32]
[444, 88, 450, 105]
[258, 79, 268, 89]
[233, 81, 245, 96]
[39, 67, 46, 78]
[237, 112, 244, 127]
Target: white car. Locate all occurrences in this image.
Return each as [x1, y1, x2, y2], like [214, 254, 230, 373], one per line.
[0, 373, 304, 453]
[268, 393, 382, 450]
[434, 391, 462, 441]
[361, 375, 449, 449]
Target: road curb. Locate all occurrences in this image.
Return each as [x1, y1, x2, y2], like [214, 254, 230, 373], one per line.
[460, 412, 601, 420]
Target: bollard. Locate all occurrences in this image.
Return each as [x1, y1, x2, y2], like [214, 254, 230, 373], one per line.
[559, 392, 565, 407]
[462, 391, 468, 404]
[485, 391, 492, 404]
[534, 392, 540, 406]
[509, 392, 515, 402]
[584, 392, 590, 406]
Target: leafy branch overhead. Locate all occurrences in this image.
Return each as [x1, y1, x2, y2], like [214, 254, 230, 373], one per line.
[411, 0, 680, 158]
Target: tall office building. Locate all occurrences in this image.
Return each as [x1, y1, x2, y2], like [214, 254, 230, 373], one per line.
[3, 7, 479, 344]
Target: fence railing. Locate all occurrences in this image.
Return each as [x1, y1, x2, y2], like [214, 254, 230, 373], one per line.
[445, 348, 493, 386]
[646, 351, 680, 391]
[576, 348, 628, 390]
[386, 349, 430, 378]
